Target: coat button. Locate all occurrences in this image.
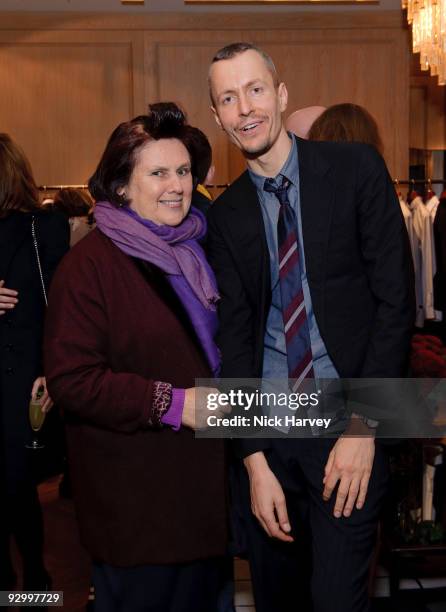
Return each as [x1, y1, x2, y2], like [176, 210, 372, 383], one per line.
[4, 344, 13, 351]
[5, 367, 13, 374]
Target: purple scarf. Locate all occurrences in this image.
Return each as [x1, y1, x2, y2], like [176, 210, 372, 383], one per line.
[94, 201, 220, 377]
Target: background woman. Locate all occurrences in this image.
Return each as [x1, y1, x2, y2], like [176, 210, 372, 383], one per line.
[308, 102, 384, 154]
[44, 103, 228, 612]
[0, 133, 69, 589]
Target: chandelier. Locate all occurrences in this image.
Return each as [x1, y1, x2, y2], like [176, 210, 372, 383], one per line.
[402, 0, 446, 85]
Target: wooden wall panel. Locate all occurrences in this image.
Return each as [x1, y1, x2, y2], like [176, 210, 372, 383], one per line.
[246, 34, 405, 178]
[0, 31, 145, 185]
[410, 79, 446, 151]
[151, 26, 408, 183]
[155, 41, 233, 186]
[410, 85, 427, 150]
[410, 56, 446, 152]
[427, 86, 446, 151]
[0, 12, 410, 186]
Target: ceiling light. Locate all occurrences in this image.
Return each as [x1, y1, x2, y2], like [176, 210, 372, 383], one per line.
[402, 0, 446, 85]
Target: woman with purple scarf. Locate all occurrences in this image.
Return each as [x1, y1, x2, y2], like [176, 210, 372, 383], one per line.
[44, 104, 228, 611]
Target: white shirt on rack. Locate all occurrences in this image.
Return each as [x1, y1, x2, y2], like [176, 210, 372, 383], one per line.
[426, 194, 440, 220]
[409, 196, 437, 321]
[399, 197, 424, 327]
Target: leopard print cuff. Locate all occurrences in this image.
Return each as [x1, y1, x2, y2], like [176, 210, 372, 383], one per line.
[148, 381, 173, 428]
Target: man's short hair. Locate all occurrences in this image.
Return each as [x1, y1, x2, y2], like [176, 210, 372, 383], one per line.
[209, 42, 280, 103]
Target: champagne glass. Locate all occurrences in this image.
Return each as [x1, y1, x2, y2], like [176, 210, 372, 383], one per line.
[26, 386, 46, 449]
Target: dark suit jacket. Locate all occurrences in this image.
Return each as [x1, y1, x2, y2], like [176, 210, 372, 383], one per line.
[207, 138, 415, 457]
[44, 229, 227, 566]
[0, 210, 69, 491]
[192, 188, 213, 217]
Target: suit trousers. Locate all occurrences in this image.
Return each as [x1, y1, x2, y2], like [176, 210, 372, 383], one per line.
[237, 437, 389, 612]
[92, 557, 227, 612]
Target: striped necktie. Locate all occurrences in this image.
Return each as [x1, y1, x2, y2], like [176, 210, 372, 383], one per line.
[264, 176, 314, 390]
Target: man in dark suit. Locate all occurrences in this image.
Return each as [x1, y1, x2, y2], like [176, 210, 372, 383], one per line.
[206, 43, 415, 612]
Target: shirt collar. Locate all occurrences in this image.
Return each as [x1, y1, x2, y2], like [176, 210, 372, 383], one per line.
[248, 132, 298, 191]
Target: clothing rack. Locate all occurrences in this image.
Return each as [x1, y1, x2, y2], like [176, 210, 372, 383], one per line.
[393, 179, 446, 185]
[38, 185, 88, 190]
[38, 184, 230, 190]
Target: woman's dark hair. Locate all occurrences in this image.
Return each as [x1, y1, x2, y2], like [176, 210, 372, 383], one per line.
[88, 102, 194, 207]
[183, 126, 212, 185]
[52, 188, 93, 218]
[0, 133, 40, 218]
[308, 103, 384, 155]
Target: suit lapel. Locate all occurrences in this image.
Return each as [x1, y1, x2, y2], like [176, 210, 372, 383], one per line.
[222, 141, 335, 331]
[297, 137, 335, 332]
[226, 172, 270, 303]
[0, 212, 31, 281]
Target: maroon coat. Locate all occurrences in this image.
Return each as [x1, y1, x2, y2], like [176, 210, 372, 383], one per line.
[44, 229, 227, 566]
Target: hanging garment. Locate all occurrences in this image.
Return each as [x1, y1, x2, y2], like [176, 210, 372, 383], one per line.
[400, 196, 424, 327]
[410, 196, 437, 321]
[426, 194, 440, 220]
[433, 197, 446, 332]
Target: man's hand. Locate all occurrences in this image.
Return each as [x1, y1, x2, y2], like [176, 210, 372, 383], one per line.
[323, 431, 375, 518]
[181, 387, 230, 430]
[31, 376, 53, 414]
[0, 280, 18, 315]
[244, 452, 294, 542]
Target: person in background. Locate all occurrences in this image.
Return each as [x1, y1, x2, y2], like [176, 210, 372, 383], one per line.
[308, 102, 384, 155]
[52, 187, 95, 247]
[0, 133, 69, 590]
[44, 103, 228, 612]
[285, 105, 326, 139]
[184, 125, 216, 216]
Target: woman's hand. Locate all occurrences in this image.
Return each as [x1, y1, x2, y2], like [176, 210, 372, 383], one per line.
[182, 387, 231, 430]
[0, 280, 18, 315]
[31, 377, 54, 414]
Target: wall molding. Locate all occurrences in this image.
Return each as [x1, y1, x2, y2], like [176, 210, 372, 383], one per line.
[0, 10, 408, 31]
[0, 9, 411, 182]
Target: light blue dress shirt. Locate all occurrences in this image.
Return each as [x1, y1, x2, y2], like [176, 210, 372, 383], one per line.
[248, 134, 339, 382]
